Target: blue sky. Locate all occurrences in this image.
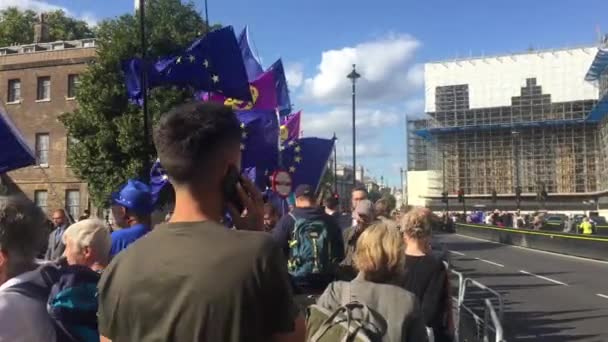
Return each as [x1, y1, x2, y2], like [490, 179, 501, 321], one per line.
[5, 0, 607, 187]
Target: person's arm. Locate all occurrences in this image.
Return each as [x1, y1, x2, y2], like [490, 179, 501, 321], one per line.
[45, 231, 53, 260]
[420, 262, 448, 326]
[271, 215, 294, 253]
[328, 218, 345, 263]
[100, 336, 112, 342]
[260, 239, 305, 342]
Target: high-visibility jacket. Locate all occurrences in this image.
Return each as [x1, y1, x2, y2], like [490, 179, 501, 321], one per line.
[580, 221, 593, 235]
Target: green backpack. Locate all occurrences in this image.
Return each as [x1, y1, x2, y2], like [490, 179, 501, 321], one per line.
[305, 282, 387, 342]
[287, 213, 333, 278]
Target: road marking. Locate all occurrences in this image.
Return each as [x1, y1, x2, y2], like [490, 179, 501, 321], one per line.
[453, 234, 608, 265]
[449, 250, 466, 256]
[597, 294, 608, 300]
[519, 270, 568, 286]
[475, 257, 505, 268]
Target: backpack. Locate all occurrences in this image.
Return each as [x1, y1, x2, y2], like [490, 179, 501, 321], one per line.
[287, 213, 334, 278]
[6, 261, 100, 342]
[305, 282, 387, 342]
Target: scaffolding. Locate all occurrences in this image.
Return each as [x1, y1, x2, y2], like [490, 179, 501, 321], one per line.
[413, 76, 608, 196]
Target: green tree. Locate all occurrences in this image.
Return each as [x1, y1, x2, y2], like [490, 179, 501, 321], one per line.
[0, 8, 94, 46]
[60, 0, 208, 207]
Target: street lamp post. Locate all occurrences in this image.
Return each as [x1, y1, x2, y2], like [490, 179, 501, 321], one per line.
[333, 132, 338, 195]
[138, 0, 150, 174]
[347, 64, 361, 188]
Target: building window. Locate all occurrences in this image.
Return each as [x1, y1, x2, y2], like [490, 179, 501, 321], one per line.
[34, 190, 48, 213]
[37, 76, 51, 101]
[67, 74, 80, 99]
[65, 190, 80, 221]
[35, 133, 50, 166]
[7, 79, 21, 103]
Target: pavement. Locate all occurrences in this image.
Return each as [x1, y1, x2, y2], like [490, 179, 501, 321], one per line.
[435, 233, 608, 342]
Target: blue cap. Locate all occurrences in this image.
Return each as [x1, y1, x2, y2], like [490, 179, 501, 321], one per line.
[111, 179, 154, 214]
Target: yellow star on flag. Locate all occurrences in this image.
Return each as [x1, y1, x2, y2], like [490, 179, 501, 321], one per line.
[294, 156, 302, 163]
[241, 131, 248, 139]
[212, 75, 220, 83]
[240, 122, 245, 129]
[240, 143, 245, 151]
[203, 59, 209, 68]
[188, 55, 196, 63]
[294, 146, 301, 153]
[176, 56, 183, 64]
[288, 140, 295, 147]
[289, 166, 296, 173]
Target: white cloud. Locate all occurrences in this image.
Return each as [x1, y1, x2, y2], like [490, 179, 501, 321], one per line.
[404, 97, 425, 114]
[303, 106, 400, 140]
[285, 63, 304, 89]
[301, 34, 422, 105]
[1, 0, 99, 27]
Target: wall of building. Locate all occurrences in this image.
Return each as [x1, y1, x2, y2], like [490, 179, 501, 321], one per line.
[0, 46, 95, 218]
[406, 170, 441, 207]
[425, 47, 598, 113]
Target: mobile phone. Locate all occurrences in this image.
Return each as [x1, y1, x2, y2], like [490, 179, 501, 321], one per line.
[222, 165, 244, 213]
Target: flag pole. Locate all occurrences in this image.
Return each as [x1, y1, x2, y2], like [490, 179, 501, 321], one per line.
[139, 0, 150, 176]
[204, 0, 210, 34]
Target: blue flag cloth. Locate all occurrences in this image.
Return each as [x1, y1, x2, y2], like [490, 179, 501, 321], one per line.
[123, 26, 252, 104]
[239, 110, 279, 178]
[267, 59, 292, 116]
[122, 58, 163, 105]
[281, 137, 335, 191]
[238, 26, 264, 82]
[0, 104, 35, 173]
[149, 159, 169, 206]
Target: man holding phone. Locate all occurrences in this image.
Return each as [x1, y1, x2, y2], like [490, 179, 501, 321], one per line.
[97, 102, 304, 342]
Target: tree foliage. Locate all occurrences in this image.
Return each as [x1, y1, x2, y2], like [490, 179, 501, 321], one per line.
[60, 0, 208, 207]
[0, 8, 94, 46]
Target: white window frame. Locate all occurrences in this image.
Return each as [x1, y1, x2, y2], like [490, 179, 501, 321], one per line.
[36, 76, 51, 101]
[7, 79, 21, 103]
[35, 133, 50, 167]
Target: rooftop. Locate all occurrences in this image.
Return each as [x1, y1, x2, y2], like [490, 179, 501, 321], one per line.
[0, 39, 96, 56]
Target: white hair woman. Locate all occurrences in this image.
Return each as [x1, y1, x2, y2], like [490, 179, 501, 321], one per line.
[400, 208, 453, 341]
[315, 222, 427, 341]
[62, 218, 111, 272]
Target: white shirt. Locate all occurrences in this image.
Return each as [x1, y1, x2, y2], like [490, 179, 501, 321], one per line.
[0, 270, 56, 342]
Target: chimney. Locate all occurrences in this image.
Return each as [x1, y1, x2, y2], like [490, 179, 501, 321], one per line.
[34, 13, 49, 43]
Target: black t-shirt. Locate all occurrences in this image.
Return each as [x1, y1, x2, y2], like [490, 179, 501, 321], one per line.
[402, 254, 451, 341]
[98, 221, 299, 342]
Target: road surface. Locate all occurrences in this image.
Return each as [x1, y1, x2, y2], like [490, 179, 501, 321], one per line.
[436, 233, 608, 341]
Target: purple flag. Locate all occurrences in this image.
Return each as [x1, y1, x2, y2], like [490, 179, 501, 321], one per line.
[239, 26, 264, 82]
[205, 69, 278, 111]
[280, 111, 301, 147]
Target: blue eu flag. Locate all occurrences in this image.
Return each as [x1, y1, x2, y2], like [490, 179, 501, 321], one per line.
[267, 59, 292, 116]
[238, 110, 279, 185]
[123, 26, 252, 104]
[149, 158, 169, 206]
[238, 26, 264, 82]
[0, 104, 35, 173]
[281, 137, 335, 191]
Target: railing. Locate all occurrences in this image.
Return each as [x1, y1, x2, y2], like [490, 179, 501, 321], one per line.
[483, 299, 505, 342]
[443, 257, 506, 341]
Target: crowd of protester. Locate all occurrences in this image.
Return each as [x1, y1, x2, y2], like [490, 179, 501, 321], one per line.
[0, 102, 454, 341]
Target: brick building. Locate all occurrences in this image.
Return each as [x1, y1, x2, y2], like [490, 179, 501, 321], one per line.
[0, 38, 96, 220]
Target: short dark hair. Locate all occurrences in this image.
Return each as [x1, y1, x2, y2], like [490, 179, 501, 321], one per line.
[0, 196, 47, 262]
[352, 186, 368, 196]
[324, 196, 339, 210]
[375, 198, 390, 216]
[263, 203, 277, 216]
[153, 102, 241, 183]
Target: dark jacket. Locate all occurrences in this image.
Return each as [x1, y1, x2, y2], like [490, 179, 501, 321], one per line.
[272, 206, 345, 291]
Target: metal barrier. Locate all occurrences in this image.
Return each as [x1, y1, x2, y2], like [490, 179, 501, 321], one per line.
[483, 299, 505, 342]
[460, 278, 504, 321]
